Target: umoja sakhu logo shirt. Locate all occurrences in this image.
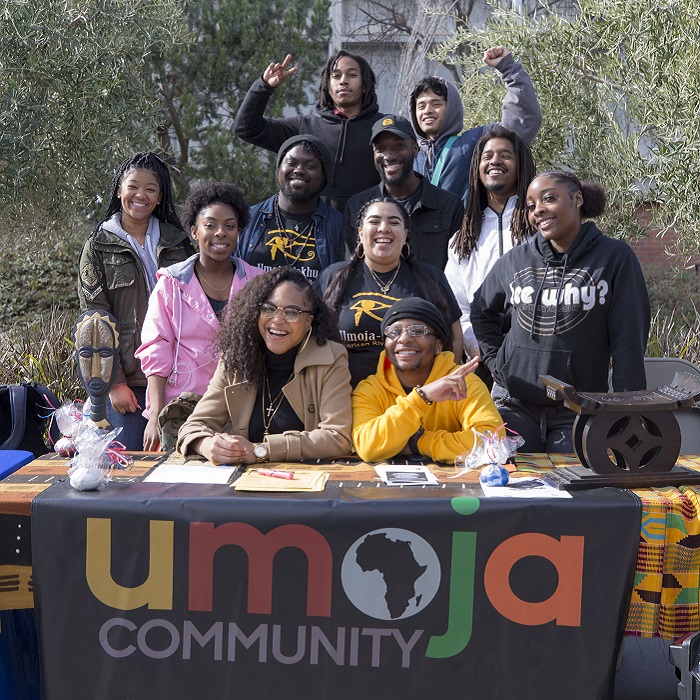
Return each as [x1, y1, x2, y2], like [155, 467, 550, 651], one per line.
[470, 222, 650, 406]
[315, 260, 460, 387]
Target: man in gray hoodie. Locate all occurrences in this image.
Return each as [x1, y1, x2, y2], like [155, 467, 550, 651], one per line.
[409, 46, 541, 204]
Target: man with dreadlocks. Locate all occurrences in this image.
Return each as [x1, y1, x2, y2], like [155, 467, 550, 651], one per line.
[234, 51, 384, 213]
[444, 126, 536, 359]
[78, 151, 195, 450]
[409, 46, 541, 204]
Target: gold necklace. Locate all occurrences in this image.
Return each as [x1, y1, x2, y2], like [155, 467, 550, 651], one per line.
[196, 262, 234, 293]
[262, 368, 295, 436]
[366, 260, 401, 294]
[273, 196, 316, 265]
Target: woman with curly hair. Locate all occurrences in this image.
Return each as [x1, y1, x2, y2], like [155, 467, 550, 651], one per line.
[177, 267, 353, 464]
[315, 198, 462, 387]
[471, 171, 650, 452]
[135, 182, 263, 450]
[78, 151, 195, 450]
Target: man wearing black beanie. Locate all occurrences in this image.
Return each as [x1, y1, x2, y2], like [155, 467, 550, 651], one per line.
[236, 134, 344, 281]
[352, 298, 503, 463]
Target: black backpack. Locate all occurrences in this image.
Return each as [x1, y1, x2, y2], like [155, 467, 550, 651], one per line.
[0, 383, 61, 457]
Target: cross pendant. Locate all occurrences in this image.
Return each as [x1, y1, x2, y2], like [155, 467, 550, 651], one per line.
[266, 404, 276, 418]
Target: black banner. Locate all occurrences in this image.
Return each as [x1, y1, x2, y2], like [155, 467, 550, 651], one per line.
[32, 481, 640, 700]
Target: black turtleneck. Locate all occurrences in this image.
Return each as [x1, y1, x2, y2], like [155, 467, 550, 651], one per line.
[248, 344, 304, 443]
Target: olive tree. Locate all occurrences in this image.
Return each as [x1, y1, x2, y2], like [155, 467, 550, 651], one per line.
[434, 0, 700, 260]
[0, 0, 188, 246]
[151, 0, 331, 203]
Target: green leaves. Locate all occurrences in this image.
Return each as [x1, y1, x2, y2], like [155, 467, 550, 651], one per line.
[152, 0, 331, 203]
[435, 0, 700, 257]
[0, 0, 189, 250]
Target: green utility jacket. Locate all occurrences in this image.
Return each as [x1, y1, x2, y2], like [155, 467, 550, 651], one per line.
[78, 222, 195, 386]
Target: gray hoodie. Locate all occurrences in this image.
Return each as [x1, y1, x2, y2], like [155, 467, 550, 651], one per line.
[409, 54, 542, 203]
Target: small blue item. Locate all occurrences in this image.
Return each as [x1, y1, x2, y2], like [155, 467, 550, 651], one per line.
[479, 463, 510, 487]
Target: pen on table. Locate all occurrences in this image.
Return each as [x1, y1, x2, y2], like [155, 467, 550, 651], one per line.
[258, 469, 295, 480]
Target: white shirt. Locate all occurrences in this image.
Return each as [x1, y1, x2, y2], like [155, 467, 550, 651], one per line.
[444, 196, 527, 357]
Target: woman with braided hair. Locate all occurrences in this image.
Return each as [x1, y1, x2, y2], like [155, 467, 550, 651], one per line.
[315, 197, 462, 387]
[78, 152, 195, 449]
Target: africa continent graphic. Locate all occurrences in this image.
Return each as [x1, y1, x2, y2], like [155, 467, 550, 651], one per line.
[341, 528, 441, 620]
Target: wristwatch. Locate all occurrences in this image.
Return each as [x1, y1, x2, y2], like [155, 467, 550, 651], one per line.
[253, 443, 269, 463]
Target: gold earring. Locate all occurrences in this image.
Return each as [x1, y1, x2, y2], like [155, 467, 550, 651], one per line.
[299, 326, 313, 354]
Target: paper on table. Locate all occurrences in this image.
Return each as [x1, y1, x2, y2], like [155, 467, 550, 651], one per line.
[374, 464, 439, 486]
[233, 468, 328, 492]
[143, 463, 236, 485]
[481, 476, 572, 498]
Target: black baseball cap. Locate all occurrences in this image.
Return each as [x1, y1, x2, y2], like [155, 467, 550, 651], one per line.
[370, 115, 416, 144]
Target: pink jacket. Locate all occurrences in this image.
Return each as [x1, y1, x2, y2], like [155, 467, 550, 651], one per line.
[135, 254, 263, 417]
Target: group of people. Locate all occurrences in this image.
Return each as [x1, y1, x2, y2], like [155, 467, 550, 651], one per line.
[78, 45, 650, 463]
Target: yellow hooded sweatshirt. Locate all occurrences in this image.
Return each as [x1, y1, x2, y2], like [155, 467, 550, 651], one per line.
[352, 350, 503, 463]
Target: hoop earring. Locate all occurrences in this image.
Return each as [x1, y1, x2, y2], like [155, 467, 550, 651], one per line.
[401, 242, 411, 259]
[299, 326, 313, 355]
[355, 242, 365, 259]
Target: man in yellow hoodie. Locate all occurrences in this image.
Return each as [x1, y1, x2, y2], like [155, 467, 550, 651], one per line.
[352, 297, 503, 464]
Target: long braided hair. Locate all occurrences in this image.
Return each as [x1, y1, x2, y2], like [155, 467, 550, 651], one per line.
[322, 197, 454, 351]
[98, 151, 183, 230]
[86, 151, 184, 285]
[451, 126, 536, 262]
[317, 50, 377, 112]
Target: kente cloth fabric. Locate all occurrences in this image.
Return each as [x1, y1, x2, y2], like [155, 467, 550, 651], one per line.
[518, 453, 700, 641]
[628, 475, 700, 640]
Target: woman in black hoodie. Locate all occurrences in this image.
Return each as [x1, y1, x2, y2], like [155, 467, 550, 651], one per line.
[470, 171, 650, 452]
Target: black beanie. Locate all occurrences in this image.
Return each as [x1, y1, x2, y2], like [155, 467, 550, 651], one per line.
[380, 297, 449, 345]
[276, 134, 332, 193]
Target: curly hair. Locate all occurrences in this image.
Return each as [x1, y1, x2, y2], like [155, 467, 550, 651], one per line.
[317, 50, 377, 112]
[532, 171, 607, 219]
[323, 198, 454, 351]
[180, 182, 250, 232]
[452, 126, 536, 262]
[218, 267, 340, 384]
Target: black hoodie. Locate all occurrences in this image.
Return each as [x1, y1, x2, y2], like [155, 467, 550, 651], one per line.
[470, 222, 650, 406]
[234, 77, 383, 212]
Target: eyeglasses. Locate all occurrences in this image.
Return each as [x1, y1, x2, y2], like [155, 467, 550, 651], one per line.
[259, 301, 312, 323]
[384, 324, 435, 340]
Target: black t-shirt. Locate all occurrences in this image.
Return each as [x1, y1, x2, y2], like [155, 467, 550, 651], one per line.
[315, 259, 460, 386]
[247, 207, 323, 280]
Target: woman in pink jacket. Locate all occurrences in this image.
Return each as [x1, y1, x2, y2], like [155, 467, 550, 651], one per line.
[136, 182, 263, 450]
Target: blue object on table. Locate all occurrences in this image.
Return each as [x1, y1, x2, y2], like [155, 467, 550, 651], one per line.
[0, 451, 33, 481]
[479, 463, 510, 486]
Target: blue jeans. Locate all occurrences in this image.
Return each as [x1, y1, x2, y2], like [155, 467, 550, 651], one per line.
[106, 386, 147, 451]
[492, 384, 575, 453]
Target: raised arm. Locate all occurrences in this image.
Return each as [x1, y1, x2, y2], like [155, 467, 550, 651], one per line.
[484, 46, 542, 146]
[233, 55, 303, 152]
